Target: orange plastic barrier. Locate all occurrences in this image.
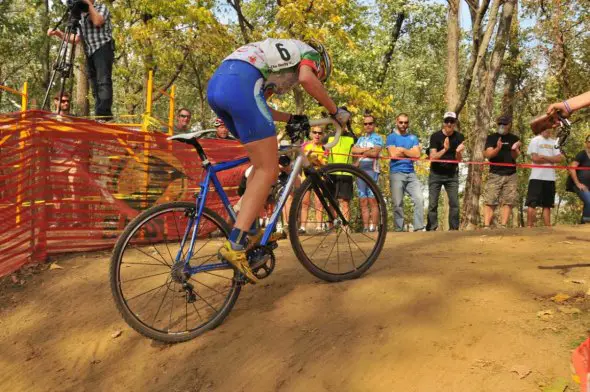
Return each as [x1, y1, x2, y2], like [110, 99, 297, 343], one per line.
[0, 110, 248, 277]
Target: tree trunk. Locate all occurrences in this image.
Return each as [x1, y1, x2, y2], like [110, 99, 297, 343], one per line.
[445, 0, 460, 109]
[461, 0, 516, 230]
[75, 50, 90, 117]
[41, 0, 51, 89]
[293, 87, 305, 115]
[377, 12, 405, 87]
[501, 2, 519, 119]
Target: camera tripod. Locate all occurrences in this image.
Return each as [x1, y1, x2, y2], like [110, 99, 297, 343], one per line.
[41, 8, 86, 111]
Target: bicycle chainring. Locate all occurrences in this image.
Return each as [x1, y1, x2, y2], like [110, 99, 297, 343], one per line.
[248, 246, 276, 280]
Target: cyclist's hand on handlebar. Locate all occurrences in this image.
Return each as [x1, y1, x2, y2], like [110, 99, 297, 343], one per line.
[330, 107, 351, 126]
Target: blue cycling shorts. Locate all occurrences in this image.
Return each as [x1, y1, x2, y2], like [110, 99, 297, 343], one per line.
[207, 60, 276, 144]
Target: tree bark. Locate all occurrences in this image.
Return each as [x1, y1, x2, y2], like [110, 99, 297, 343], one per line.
[75, 50, 90, 117]
[501, 1, 519, 119]
[461, 0, 516, 230]
[41, 0, 51, 89]
[445, 0, 460, 109]
[293, 87, 305, 115]
[377, 12, 405, 87]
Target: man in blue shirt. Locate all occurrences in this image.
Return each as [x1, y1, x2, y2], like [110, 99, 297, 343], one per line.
[386, 113, 424, 232]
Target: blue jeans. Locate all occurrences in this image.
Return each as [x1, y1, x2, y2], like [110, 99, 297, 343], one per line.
[575, 188, 590, 223]
[427, 172, 460, 231]
[389, 172, 424, 231]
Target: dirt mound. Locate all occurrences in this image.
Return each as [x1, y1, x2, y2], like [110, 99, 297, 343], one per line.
[2, 226, 590, 392]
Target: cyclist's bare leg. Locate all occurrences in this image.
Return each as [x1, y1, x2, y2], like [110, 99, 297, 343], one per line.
[234, 137, 279, 232]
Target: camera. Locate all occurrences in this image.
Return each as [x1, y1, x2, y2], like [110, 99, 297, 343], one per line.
[67, 0, 89, 18]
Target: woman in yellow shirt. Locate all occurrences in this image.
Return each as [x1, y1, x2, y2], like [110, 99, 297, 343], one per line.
[299, 126, 327, 234]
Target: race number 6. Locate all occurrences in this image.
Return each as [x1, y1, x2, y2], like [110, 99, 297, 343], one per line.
[275, 43, 291, 61]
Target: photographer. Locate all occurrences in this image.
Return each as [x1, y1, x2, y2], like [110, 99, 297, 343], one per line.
[48, 0, 114, 121]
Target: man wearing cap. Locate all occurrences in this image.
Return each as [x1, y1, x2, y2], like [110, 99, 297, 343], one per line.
[426, 111, 465, 231]
[482, 115, 522, 228]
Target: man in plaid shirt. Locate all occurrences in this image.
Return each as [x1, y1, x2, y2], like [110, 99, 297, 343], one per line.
[48, 0, 114, 121]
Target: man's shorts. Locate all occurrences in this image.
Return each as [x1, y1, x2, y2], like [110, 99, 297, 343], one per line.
[327, 174, 354, 200]
[483, 173, 518, 206]
[207, 60, 275, 144]
[525, 179, 556, 208]
[356, 169, 379, 199]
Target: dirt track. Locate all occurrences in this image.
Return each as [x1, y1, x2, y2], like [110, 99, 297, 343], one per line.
[2, 225, 590, 392]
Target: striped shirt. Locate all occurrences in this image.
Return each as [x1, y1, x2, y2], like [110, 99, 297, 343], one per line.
[79, 2, 112, 56]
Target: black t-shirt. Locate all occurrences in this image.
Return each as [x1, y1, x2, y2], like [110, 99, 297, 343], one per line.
[573, 150, 590, 187]
[429, 130, 465, 175]
[485, 133, 520, 176]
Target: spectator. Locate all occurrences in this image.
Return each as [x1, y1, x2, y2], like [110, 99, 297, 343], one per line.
[299, 126, 327, 233]
[53, 92, 71, 117]
[567, 134, 590, 224]
[482, 115, 522, 228]
[386, 113, 424, 232]
[48, 0, 114, 121]
[427, 112, 465, 231]
[326, 123, 357, 221]
[174, 108, 192, 134]
[525, 128, 564, 227]
[351, 114, 384, 232]
[213, 118, 231, 139]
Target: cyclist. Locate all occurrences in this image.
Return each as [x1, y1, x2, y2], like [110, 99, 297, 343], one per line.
[546, 91, 590, 117]
[207, 38, 350, 283]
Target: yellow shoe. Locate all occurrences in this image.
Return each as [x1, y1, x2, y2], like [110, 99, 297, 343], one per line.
[218, 241, 258, 283]
[247, 229, 287, 250]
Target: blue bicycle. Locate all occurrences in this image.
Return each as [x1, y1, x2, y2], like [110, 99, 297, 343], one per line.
[110, 118, 387, 342]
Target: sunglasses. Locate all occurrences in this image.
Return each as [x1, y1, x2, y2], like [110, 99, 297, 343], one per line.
[312, 131, 323, 135]
[444, 119, 456, 124]
[364, 122, 374, 126]
[179, 114, 191, 119]
[55, 99, 70, 103]
[397, 121, 409, 125]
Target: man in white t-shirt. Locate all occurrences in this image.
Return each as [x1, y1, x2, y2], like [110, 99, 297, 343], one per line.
[525, 128, 564, 227]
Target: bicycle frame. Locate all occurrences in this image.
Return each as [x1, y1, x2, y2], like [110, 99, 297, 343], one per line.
[174, 118, 346, 276]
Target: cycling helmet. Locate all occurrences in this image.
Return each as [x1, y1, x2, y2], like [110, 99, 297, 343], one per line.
[213, 118, 225, 127]
[309, 41, 332, 83]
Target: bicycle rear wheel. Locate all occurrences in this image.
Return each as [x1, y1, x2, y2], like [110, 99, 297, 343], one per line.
[288, 163, 387, 282]
[110, 201, 240, 343]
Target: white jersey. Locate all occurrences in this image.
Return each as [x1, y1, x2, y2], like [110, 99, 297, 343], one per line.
[224, 38, 321, 95]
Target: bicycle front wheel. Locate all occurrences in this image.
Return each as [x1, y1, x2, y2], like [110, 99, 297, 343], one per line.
[288, 163, 387, 282]
[110, 201, 240, 343]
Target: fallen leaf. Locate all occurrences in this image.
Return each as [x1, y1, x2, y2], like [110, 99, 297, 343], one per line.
[566, 278, 586, 284]
[551, 293, 571, 303]
[537, 310, 554, 321]
[111, 330, 122, 339]
[510, 365, 532, 379]
[49, 263, 64, 270]
[557, 306, 581, 315]
[542, 377, 568, 392]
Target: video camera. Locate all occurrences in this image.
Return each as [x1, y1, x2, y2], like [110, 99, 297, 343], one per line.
[67, 0, 89, 19]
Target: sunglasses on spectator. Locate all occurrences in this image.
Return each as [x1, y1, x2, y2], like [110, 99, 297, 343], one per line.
[363, 122, 374, 126]
[179, 114, 191, 119]
[311, 131, 323, 135]
[55, 99, 69, 103]
[397, 121, 409, 125]
[444, 119, 456, 124]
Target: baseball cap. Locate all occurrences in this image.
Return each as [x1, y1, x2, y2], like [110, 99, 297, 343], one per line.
[496, 115, 512, 125]
[443, 111, 457, 120]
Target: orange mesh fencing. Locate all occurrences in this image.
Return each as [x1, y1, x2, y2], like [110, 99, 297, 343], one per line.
[0, 110, 248, 277]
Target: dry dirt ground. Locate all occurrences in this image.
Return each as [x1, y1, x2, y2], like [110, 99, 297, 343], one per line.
[2, 225, 590, 392]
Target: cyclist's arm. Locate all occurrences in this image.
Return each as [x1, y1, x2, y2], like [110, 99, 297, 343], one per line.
[298, 64, 338, 115]
[547, 91, 590, 116]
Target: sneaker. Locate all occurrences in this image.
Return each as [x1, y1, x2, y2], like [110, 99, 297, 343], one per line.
[298, 227, 306, 235]
[247, 229, 287, 250]
[368, 226, 376, 233]
[218, 241, 258, 283]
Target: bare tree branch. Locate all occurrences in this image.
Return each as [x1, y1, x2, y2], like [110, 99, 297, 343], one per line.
[376, 12, 406, 87]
